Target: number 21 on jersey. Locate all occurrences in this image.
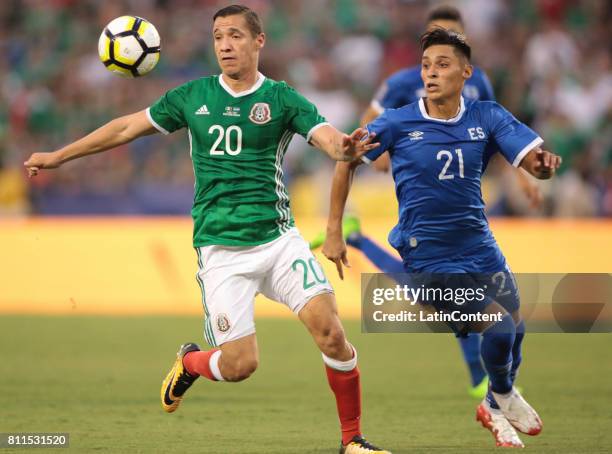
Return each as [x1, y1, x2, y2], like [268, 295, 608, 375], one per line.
[437, 148, 464, 180]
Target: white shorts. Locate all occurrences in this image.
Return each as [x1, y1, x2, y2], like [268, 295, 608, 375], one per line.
[194, 228, 334, 346]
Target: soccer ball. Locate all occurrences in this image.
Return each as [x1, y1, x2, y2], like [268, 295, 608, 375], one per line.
[98, 16, 161, 77]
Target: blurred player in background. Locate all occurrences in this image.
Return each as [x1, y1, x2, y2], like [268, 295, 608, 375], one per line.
[323, 28, 561, 448]
[313, 5, 540, 400]
[24, 5, 389, 453]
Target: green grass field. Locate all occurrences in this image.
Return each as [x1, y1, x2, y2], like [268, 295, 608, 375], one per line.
[1, 316, 611, 453]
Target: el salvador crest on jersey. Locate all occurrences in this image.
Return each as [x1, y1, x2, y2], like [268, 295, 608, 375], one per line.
[249, 102, 271, 124]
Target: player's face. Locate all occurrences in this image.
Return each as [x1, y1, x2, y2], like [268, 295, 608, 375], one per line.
[426, 19, 465, 34]
[421, 45, 472, 102]
[213, 14, 265, 79]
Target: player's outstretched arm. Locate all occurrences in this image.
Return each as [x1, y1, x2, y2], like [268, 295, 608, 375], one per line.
[518, 147, 562, 180]
[309, 125, 379, 162]
[24, 110, 158, 177]
[323, 159, 362, 279]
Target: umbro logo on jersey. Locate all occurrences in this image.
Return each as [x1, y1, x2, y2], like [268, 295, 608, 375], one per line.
[195, 104, 210, 115]
[408, 131, 424, 141]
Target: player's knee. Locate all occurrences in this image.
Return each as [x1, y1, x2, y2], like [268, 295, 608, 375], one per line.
[223, 357, 258, 382]
[316, 326, 348, 358]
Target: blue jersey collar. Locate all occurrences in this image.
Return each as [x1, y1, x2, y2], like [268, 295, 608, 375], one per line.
[418, 96, 466, 123]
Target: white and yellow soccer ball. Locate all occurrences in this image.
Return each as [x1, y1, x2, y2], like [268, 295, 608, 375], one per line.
[98, 16, 161, 77]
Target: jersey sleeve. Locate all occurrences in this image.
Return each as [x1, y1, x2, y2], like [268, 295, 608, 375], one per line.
[487, 102, 543, 167]
[361, 110, 396, 164]
[281, 86, 328, 141]
[146, 83, 190, 134]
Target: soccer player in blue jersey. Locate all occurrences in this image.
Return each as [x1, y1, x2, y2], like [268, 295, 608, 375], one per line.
[349, 5, 541, 400]
[323, 28, 561, 448]
[363, 5, 495, 173]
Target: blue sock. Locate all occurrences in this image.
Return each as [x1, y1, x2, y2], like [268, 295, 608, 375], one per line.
[347, 234, 404, 273]
[458, 334, 486, 387]
[481, 314, 515, 398]
[510, 320, 525, 384]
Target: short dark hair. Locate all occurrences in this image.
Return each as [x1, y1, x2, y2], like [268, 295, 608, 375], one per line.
[213, 4, 263, 37]
[421, 27, 471, 61]
[426, 5, 464, 27]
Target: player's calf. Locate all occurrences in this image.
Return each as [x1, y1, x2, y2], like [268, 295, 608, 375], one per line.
[300, 293, 353, 361]
[215, 334, 259, 382]
[315, 326, 352, 360]
[218, 356, 258, 382]
[480, 313, 516, 394]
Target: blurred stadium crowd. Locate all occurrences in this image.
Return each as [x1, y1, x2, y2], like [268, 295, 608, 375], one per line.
[0, 0, 610, 216]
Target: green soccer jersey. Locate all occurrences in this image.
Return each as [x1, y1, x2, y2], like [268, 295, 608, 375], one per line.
[147, 73, 328, 247]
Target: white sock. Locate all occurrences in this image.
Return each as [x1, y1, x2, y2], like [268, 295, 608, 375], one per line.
[491, 388, 515, 411]
[321, 344, 358, 372]
[209, 350, 225, 381]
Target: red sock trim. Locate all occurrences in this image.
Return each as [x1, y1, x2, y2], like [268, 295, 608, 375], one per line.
[183, 349, 220, 381]
[325, 365, 361, 445]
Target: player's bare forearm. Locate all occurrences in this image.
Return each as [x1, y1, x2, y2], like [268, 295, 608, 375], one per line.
[327, 161, 354, 234]
[310, 125, 354, 161]
[519, 147, 562, 180]
[24, 110, 157, 176]
[310, 124, 379, 162]
[56, 112, 156, 160]
[323, 160, 360, 279]
[310, 125, 344, 161]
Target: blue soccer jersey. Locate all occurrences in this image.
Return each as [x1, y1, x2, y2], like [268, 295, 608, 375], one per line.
[371, 65, 494, 113]
[363, 97, 543, 269]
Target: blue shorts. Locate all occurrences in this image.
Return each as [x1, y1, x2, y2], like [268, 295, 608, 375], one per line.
[399, 242, 520, 334]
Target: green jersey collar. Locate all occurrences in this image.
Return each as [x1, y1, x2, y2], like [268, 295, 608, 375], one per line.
[219, 72, 266, 98]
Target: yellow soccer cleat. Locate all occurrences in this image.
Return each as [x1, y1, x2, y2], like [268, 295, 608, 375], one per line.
[468, 376, 489, 399]
[161, 343, 200, 413]
[340, 436, 392, 454]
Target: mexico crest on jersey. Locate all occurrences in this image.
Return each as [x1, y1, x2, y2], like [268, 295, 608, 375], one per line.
[249, 103, 271, 124]
[216, 313, 231, 333]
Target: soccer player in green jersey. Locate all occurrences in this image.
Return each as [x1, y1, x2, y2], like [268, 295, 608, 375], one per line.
[24, 5, 390, 453]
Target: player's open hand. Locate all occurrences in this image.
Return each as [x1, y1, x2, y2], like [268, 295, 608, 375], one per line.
[24, 152, 62, 177]
[322, 233, 350, 280]
[532, 148, 562, 179]
[339, 128, 380, 162]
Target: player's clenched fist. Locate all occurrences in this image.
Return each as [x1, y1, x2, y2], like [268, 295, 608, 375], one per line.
[533, 148, 562, 179]
[24, 152, 62, 177]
